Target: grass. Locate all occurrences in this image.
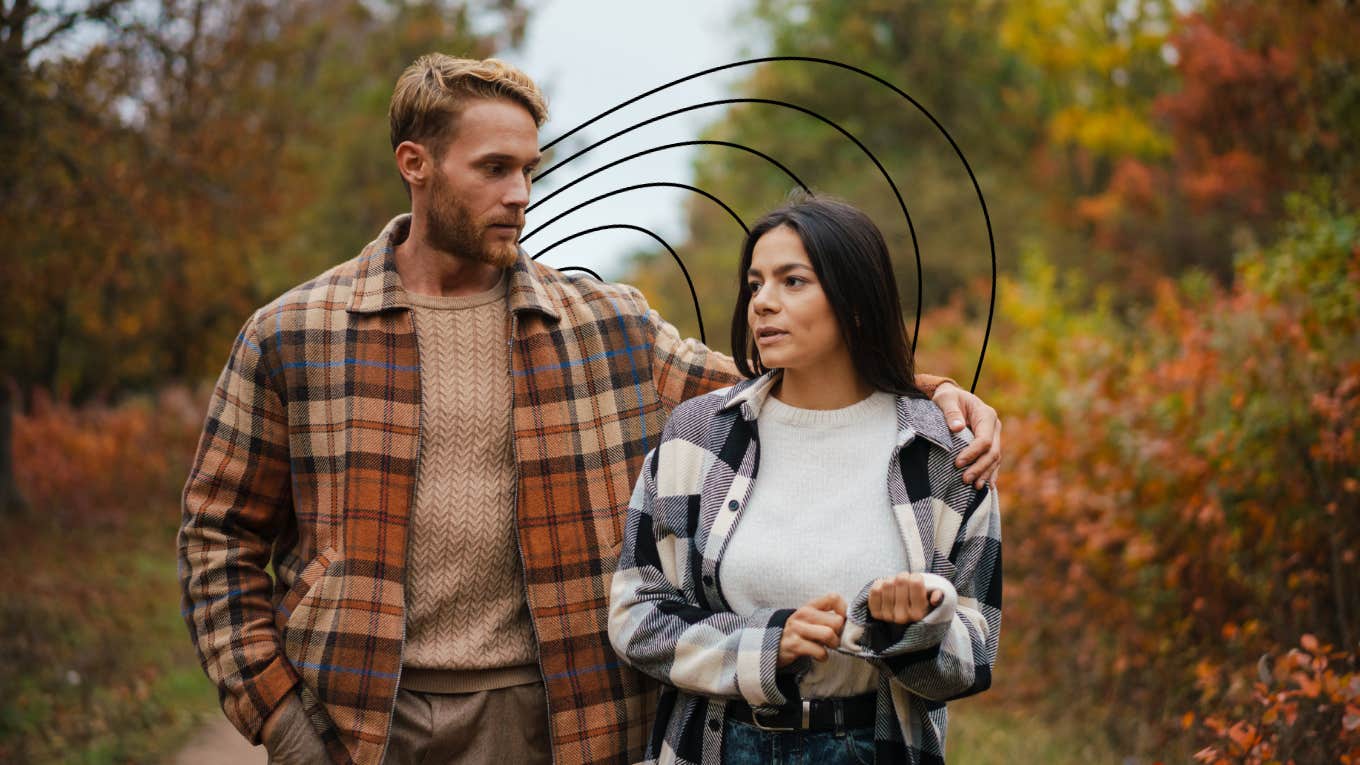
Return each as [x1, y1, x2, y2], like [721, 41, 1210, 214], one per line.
[949, 697, 1127, 764]
[0, 499, 1138, 764]
[0, 505, 1153, 765]
[0, 509, 221, 764]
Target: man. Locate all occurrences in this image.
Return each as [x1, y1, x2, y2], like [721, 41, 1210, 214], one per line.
[178, 54, 1002, 765]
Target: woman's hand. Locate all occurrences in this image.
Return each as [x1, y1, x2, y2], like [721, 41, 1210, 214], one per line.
[777, 593, 847, 667]
[868, 572, 944, 625]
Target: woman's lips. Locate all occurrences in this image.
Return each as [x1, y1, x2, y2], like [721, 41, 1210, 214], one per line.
[755, 329, 788, 345]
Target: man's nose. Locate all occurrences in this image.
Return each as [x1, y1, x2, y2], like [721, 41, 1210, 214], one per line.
[504, 175, 530, 208]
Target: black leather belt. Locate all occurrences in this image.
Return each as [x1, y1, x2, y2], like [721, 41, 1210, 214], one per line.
[728, 693, 877, 732]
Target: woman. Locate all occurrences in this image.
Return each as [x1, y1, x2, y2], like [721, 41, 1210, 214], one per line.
[608, 196, 1001, 765]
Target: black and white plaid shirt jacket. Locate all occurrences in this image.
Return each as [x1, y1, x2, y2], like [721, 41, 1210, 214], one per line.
[608, 372, 1002, 765]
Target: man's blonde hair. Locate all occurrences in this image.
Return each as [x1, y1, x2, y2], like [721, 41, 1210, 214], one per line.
[389, 54, 548, 155]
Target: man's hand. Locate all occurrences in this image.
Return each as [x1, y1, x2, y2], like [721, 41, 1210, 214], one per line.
[777, 593, 847, 667]
[868, 572, 944, 625]
[260, 695, 292, 747]
[931, 382, 1001, 489]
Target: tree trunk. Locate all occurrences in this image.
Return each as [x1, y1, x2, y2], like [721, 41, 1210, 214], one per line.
[0, 381, 22, 515]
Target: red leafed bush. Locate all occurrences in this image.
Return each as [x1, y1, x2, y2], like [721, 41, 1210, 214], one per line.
[13, 386, 205, 525]
[915, 188, 1359, 756]
[1195, 635, 1360, 764]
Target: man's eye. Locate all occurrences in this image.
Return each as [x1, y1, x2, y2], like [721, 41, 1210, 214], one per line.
[486, 164, 504, 175]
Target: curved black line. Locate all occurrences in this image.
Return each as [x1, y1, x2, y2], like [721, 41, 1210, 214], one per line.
[528, 140, 809, 214]
[541, 56, 994, 391]
[521, 182, 748, 244]
[533, 97, 923, 358]
[556, 266, 604, 281]
[533, 224, 707, 345]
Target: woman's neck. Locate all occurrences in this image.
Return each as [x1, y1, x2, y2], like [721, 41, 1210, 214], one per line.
[773, 361, 874, 410]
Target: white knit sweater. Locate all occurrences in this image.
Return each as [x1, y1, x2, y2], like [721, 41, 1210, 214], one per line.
[720, 390, 909, 698]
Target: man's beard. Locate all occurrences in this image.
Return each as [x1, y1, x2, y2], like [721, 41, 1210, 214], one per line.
[425, 170, 522, 269]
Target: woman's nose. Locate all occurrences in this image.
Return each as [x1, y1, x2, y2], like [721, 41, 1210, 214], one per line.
[752, 289, 778, 314]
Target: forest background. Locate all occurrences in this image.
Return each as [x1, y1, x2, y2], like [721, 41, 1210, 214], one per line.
[2, 0, 1357, 763]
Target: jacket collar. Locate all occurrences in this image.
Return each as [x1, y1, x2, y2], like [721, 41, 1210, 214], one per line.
[347, 214, 560, 321]
[718, 370, 954, 450]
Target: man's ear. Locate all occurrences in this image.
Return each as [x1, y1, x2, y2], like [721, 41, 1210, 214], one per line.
[394, 140, 430, 188]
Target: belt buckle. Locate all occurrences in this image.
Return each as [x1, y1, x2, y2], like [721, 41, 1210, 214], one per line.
[750, 700, 809, 733]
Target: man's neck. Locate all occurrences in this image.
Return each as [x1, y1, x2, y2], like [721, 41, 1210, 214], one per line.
[394, 219, 504, 298]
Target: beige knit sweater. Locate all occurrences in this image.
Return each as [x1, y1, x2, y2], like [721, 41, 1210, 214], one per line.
[400, 274, 539, 692]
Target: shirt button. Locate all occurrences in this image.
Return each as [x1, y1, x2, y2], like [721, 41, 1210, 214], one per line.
[727, 500, 740, 511]
[708, 719, 720, 732]
[702, 575, 714, 586]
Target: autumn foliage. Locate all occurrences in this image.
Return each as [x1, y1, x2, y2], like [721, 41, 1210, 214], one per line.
[937, 188, 1359, 758]
[629, 1, 1360, 759]
[2, 389, 210, 761]
[1195, 635, 1360, 764]
[4, 0, 1359, 761]
[12, 388, 204, 524]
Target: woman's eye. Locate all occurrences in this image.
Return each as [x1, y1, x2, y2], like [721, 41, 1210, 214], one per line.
[785, 276, 804, 287]
[748, 282, 762, 294]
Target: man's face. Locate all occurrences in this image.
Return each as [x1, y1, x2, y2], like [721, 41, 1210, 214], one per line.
[423, 98, 541, 268]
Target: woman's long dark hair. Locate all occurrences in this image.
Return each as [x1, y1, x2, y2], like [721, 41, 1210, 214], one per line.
[730, 194, 926, 399]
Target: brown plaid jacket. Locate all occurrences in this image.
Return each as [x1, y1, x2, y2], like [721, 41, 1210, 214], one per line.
[179, 215, 950, 764]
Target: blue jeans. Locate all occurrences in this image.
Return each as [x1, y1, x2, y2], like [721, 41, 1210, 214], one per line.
[722, 718, 876, 765]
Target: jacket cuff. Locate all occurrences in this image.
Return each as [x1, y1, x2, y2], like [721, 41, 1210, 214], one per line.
[736, 607, 798, 709]
[228, 652, 301, 745]
[843, 574, 958, 657]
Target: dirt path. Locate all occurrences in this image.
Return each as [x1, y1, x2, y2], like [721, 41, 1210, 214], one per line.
[168, 716, 266, 765]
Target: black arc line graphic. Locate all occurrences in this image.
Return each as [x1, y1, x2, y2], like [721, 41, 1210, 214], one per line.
[539, 56, 995, 392]
[556, 266, 603, 281]
[532, 97, 923, 359]
[533, 223, 707, 346]
[522, 182, 748, 244]
[527, 140, 810, 214]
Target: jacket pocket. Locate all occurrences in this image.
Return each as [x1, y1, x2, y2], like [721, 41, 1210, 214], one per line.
[274, 547, 337, 633]
[592, 504, 627, 570]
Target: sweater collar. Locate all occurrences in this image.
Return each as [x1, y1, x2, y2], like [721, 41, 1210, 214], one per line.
[347, 214, 560, 321]
[718, 370, 954, 450]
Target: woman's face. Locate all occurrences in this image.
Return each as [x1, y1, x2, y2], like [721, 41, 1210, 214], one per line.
[746, 225, 848, 373]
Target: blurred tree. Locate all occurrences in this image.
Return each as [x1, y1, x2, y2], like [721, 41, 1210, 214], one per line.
[1076, 0, 1360, 290]
[1000, 0, 1177, 176]
[0, 0, 527, 513]
[1, 0, 130, 514]
[624, 0, 1052, 360]
[624, 0, 1358, 349]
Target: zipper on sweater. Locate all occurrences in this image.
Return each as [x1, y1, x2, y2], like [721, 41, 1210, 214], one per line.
[507, 308, 559, 765]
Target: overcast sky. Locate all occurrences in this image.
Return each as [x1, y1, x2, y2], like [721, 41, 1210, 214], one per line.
[499, 0, 765, 280]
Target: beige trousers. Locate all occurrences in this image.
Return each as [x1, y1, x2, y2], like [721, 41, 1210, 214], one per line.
[382, 683, 552, 765]
[265, 682, 551, 765]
